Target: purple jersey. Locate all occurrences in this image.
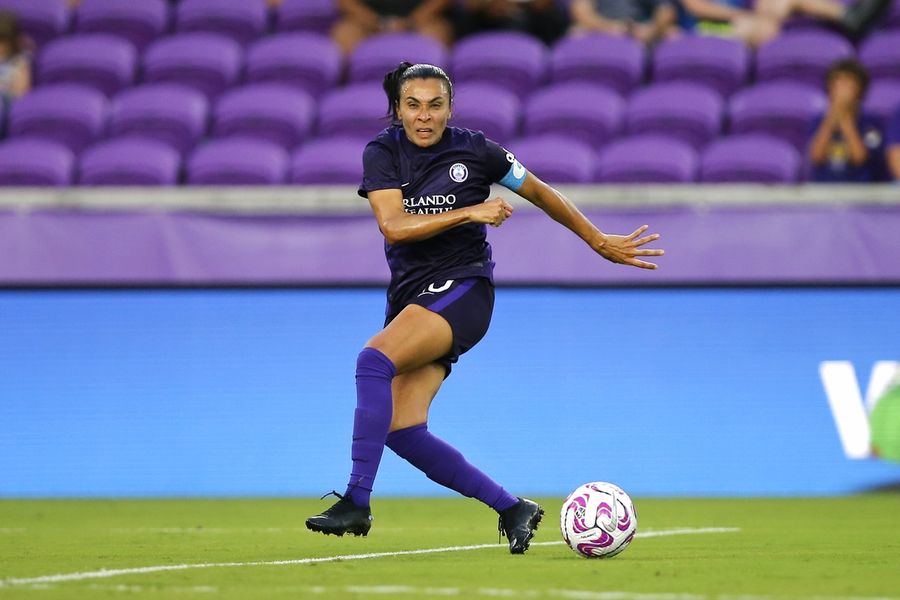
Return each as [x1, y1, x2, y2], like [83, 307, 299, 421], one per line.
[358, 125, 521, 306]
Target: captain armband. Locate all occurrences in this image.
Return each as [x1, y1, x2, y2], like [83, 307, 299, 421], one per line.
[498, 154, 527, 192]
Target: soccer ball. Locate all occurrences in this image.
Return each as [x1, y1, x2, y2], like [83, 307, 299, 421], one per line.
[560, 481, 637, 558]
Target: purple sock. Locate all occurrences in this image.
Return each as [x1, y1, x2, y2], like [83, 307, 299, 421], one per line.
[344, 347, 396, 508]
[385, 424, 518, 512]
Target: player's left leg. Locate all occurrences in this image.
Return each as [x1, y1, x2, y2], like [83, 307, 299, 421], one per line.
[387, 361, 544, 553]
[388, 362, 516, 514]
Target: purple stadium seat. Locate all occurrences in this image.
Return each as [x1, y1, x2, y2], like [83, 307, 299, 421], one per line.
[452, 32, 548, 98]
[596, 135, 698, 183]
[74, 0, 169, 51]
[700, 135, 801, 183]
[451, 83, 521, 144]
[0, 0, 69, 47]
[9, 84, 108, 153]
[175, 0, 266, 46]
[187, 138, 289, 185]
[507, 135, 596, 183]
[728, 82, 827, 151]
[276, 0, 338, 34]
[625, 82, 723, 150]
[110, 84, 208, 155]
[79, 137, 180, 186]
[863, 79, 900, 126]
[290, 137, 368, 184]
[860, 31, 900, 82]
[143, 33, 243, 101]
[0, 137, 74, 186]
[37, 34, 137, 97]
[212, 84, 315, 151]
[318, 83, 389, 139]
[245, 33, 341, 98]
[755, 30, 854, 88]
[522, 82, 623, 149]
[652, 36, 749, 98]
[550, 34, 644, 97]
[348, 32, 448, 83]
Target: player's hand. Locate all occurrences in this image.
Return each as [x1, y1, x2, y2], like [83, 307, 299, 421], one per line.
[468, 198, 514, 228]
[594, 225, 664, 270]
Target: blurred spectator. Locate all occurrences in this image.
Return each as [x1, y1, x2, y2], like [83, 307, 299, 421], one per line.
[454, 0, 568, 45]
[332, 0, 454, 54]
[679, 0, 892, 47]
[0, 11, 31, 102]
[569, 0, 678, 45]
[809, 59, 885, 182]
[886, 104, 900, 181]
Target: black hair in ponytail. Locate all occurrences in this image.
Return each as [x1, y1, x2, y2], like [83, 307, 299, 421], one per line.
[382, 62, 453, 123]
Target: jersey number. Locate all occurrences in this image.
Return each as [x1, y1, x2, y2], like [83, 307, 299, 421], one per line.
[427, 280, 454, 293]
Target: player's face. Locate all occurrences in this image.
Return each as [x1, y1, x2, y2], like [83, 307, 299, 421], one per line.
[396, 78, 452, 148]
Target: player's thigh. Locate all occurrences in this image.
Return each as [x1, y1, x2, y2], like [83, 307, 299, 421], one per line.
[366, 304, 453, 374]
[389, 362, 446, 432]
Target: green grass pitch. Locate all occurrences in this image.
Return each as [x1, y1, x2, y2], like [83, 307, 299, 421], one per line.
[1, 496, 899, 599]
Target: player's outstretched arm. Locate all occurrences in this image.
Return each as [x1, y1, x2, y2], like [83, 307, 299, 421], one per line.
[515, 172, 664, 270]
[368, 188, 513, 245]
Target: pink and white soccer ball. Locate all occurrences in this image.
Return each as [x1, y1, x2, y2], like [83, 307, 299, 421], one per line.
[560, 481, 637, 558]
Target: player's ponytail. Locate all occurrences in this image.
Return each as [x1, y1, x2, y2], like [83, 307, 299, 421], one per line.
[383, 62, 453, 123]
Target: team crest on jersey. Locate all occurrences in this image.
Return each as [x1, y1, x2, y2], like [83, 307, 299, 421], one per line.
[449, 162, 468, 183]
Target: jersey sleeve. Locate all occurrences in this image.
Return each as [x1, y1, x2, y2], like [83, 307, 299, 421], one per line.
[484, 138, 527, 192]
[358, 142, 401, 198]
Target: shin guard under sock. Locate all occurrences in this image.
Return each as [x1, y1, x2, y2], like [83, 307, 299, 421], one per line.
[345, 347, 396, 508]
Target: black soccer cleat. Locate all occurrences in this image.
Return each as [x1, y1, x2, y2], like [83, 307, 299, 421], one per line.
[305, 491, 373, 537]
[498, 497, 544, 554]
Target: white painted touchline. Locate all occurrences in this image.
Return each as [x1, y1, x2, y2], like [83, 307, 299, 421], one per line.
[73, 584, 900, 600]
[0, 527, 740, 588]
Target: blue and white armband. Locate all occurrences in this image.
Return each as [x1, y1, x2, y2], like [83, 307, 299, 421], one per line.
[498, 152, 527, 192]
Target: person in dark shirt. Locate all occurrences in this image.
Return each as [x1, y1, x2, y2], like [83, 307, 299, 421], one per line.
[570, 0, 678, 44]
[332, 0, 453, 54]
[453, 0, 569, 45]
[305, 62, 663, 554]
[809, 59, 885, 183]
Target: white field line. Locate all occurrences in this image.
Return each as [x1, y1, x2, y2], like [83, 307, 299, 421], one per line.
[74, 583, 900, 600]
[0, 527, 739, 588]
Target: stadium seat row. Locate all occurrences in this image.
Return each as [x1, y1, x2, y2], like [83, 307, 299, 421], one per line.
[0, 0, 335, 47]
[21, 28, 900, 104]
[0, 132, 810, 186]
[5, 79, 900, 159]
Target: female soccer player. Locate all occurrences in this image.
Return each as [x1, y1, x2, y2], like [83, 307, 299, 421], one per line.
[306, 62, 664, 554]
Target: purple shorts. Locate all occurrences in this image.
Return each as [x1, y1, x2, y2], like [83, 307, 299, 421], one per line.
[384, 276, 494, 376]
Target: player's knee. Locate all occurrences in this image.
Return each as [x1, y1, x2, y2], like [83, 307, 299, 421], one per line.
[356, 347, 397, 379]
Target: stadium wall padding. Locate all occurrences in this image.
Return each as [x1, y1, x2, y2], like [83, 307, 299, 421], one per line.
[2, 202, 900, 284]
[1, 287, 898, 497]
